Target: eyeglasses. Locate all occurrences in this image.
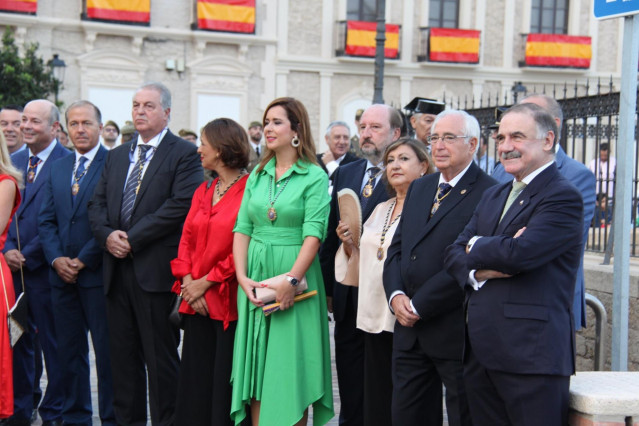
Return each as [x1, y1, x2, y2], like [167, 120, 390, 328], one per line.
[427, 135, 470, 144]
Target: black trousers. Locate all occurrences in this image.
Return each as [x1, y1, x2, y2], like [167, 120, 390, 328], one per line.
[175, 314, 236, 426]
[106, 259, 180, 426]
[391, 333, 471, 426]
[464, 342, 570, 426]
[334, 290, 365, 426]
[363, 331, 393, 426]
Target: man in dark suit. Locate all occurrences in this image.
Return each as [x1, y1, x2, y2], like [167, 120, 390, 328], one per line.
[316, 120, 358, 194]
[38, 101, 115, 426]
[319, 104, 402, 426]
[383, 110, 494, 426]
[88, 82, 202, 425]
[445, 103, 583, 426]
[3, 99, 69, 426]
[492, 94, 595, 330]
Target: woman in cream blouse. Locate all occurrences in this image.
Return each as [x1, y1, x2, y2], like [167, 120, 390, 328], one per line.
[335, 137, 433, 426]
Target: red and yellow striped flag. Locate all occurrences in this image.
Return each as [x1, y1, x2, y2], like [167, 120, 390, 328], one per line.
[198, 0, 255, 34]
[344, 21, 399, 59]
[525, 34, 591, 68]
[429, 28, 480, 63]
[86, 0, 150, 23]
[0, 0, 37, 14]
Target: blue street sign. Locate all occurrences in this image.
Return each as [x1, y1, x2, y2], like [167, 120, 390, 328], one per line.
[594, 0, 639, 20]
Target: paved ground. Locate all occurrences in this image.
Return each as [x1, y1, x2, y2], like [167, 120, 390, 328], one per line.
[31, 320, 448, 425]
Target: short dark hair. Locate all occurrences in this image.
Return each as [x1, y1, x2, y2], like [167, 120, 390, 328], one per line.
[201, 118, 250, 170]
[600, 143, 609, 151]
[1, 104, 23, 113]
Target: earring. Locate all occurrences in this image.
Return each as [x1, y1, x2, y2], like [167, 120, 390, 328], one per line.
[291, 136, 300, 147]
[420, 172, 425, 177]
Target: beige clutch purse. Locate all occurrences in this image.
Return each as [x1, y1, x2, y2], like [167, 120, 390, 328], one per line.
[254, 273, 308, 303]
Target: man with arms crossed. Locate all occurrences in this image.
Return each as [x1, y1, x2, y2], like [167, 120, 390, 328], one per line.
[446, 103, 583, 426]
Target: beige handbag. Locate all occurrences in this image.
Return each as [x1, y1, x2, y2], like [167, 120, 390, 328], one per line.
[254, 273, 308, 303]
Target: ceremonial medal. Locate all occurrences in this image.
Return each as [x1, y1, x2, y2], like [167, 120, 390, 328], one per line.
[27, 171, 35, 183]
[377, 247, 384, 260]
[71, 183, 80, 196]
[362, 183, 373, 198]
[430, 202, 440, 216]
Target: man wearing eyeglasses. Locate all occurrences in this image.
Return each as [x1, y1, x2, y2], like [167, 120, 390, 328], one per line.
[383, 110, 496, 426]
[445, 103, 583, 425]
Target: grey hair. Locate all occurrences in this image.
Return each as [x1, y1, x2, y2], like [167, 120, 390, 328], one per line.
[520, 93, 563, 139]
[137, 82, 171, 109]
[24, 99, 59, 126]
[325, 120, 351, 138]
[502, 102, 559, 149]
[431, 109, 481, 143]
[65, 100, 102, 124]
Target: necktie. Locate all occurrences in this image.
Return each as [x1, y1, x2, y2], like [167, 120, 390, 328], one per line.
[120, 145, 152, 231]
[360, 167, 381, 212]
[500, 181, 527, 221]
[430, 183, 452, 217]
[255, 146, 260, 157]
[72, 156, 88, 204]
[26, 155, 40, 184]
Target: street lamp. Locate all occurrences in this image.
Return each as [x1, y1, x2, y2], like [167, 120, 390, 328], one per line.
[47, 54, 66, 104]
[511, 81, 527, 104]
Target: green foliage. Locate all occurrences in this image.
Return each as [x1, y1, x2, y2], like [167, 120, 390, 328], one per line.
[0, 27, 57, 106]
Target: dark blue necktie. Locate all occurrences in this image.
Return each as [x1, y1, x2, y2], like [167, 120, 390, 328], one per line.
[120, 145, 151, 231]
[430, 183, 452, 217]
[72, 156, 88, 205]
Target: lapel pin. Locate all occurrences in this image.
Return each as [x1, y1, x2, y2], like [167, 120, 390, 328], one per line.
[460, 189, 467, 194]
[519, 200, 524, 205]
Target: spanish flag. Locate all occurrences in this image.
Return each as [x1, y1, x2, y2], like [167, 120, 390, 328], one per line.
[429, 28, 480, 63]
[86, 0, 150, 23]
[197, 0, 255, 34]
[344, 20, 399, 59]
[0, 0, 37, 14]
[525, 34, 591, 68]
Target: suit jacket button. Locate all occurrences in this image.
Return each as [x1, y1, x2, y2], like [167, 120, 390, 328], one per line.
[410, 255, 417, 261]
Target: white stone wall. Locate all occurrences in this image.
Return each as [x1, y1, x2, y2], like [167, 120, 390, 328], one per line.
[0, 0, 625, 152]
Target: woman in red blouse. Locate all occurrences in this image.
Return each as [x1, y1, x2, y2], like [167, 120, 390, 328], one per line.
[171, 118, 250, 426]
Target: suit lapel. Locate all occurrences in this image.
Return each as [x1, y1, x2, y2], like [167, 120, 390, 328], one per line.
[133, 131, 175, 208]
[20, 142, 67, 212]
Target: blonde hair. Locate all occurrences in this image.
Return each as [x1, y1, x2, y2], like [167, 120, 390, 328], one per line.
[0, 132, 22, 187]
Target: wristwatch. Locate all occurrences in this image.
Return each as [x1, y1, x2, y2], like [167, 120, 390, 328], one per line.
[286, 274, 299, 287]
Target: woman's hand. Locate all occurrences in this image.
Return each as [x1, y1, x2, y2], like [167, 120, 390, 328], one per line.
[181, 276, 213, 304]
[238, 276, 264, 307]
[272, 277, 296, 311]
[336, 221, 355, 257]
[189, 297, 209, 316]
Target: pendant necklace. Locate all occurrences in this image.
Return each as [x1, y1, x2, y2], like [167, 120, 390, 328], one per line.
[215, 172, 245, 200]
[377, 200, 401, 260]
[267, 174, 292, 221]
[71, 161, 90, 196]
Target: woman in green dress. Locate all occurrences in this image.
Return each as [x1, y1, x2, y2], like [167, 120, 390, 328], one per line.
[231, 97, 334, 426]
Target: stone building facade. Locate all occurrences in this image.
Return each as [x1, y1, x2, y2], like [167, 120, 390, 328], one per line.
[0, 0, 624, 150]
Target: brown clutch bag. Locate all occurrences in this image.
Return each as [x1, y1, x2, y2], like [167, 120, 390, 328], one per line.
[254, 273, 308, 303]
